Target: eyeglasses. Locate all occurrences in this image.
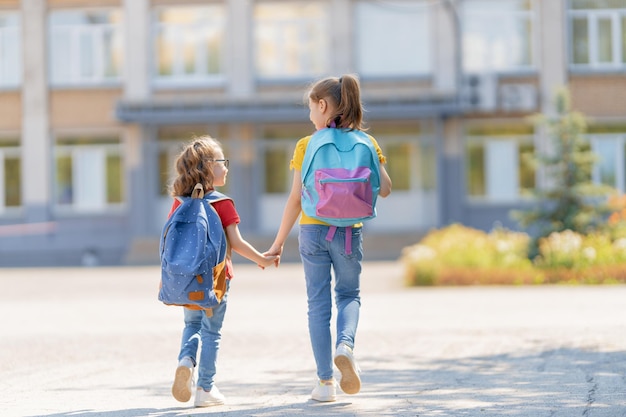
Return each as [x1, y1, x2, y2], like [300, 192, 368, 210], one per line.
[211, 159, 229, 168]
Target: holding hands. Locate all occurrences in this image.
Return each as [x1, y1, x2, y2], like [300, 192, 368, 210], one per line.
[258, 253, 280, 269]
[263, 244, 283, 268]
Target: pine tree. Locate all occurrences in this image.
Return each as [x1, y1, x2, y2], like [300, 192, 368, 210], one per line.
[511, 88, 614, 258]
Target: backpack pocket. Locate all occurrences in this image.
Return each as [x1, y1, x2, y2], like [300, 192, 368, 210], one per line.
[315, 167, 373, 220]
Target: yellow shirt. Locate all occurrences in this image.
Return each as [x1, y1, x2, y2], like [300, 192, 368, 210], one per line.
[290, 133, 387, 226]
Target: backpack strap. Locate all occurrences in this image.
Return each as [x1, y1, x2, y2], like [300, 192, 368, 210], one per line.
[191, 183, 204, 199]
[325, 226, 353, 255]
[174, 189, 231, 206]
[173, 183, 207, 205]
[205, 190, 231, 204]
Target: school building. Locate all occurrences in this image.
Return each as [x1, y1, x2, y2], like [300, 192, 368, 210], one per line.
[1, 0, 625, 266]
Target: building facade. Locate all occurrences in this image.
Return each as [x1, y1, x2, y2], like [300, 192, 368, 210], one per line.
[0, 0, 625, 265]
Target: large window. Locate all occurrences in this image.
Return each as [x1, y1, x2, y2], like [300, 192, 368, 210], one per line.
[354, 1, 431, 77]
[0, 139, 20, 212]
[259, 125, 303, 194]
[366, 125, 438, 229]
[49, 9, 123, 86]
[462, 0, 535, 72]
[466, 129, 535, 202]
[0, 12, 20, 88]
[153, 5, 225, 86]
[254, 2, 329, 79]
[54, 136, 125, 212]
[569, 0, 626, 70]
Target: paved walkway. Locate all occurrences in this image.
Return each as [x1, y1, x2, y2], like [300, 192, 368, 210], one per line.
[1, 261, 626, 417]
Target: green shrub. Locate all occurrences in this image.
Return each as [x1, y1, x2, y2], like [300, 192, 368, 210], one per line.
[401, 224, 539, 286]
[535, 229, 626, 283]
[401, 224, 626, 286]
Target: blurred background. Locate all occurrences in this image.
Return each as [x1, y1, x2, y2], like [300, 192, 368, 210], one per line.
[0, 0, 623, 266]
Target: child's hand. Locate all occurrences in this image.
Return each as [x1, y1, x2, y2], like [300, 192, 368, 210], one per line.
[263, 246, 283, 267]
[257, 254, 279, 269]
[265, 245, 283, 257]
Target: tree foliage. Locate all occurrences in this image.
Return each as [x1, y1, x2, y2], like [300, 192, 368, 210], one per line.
[511, 88, 615, 257]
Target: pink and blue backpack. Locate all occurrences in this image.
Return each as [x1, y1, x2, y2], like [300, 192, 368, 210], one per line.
[301, 127, 381, 228]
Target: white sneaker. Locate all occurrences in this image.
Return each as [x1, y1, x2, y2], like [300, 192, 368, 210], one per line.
[171, 358, 194, 402]
[194, 385, 225, 407]
[334, 343, 361, 394]
[311, 379, 337, 402]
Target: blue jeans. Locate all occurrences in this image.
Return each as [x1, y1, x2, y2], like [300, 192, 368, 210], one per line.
[178, 281, 230, 391]
[299, 225, 363, 381]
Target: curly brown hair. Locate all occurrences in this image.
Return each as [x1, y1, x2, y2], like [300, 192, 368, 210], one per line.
[170, 136, 222, 197]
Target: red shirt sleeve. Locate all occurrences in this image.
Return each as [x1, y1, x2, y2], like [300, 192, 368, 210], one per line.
[167, 198, 181, 219]
[212, 198, 240, 228]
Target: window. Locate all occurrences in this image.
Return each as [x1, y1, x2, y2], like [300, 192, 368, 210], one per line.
[0, 139, 21, 212]
[466, 132, 535, 202]
[153, 5, 225, 86]
[49, 9, 123, 86]
[0, 12, 20, 88]
[54, 136, 125, 212]
[590, 134, 626, 191]
[354, 1, 431, 77]
[366, 123, 435, 193]
[569, 0, 626, 69]
[385, 143, 412, 191]
[259, 125, 304, 194]
[264, 146, 291, 194]
[462, 0, 535, 72]
[254, 2, 329, 79]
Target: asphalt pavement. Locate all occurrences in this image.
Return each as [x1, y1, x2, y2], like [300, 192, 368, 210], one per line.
[1, 261, 626, 417]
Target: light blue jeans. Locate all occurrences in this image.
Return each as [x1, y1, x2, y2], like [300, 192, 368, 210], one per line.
[178, 281, 230, 391]
[299, 224, 363, 381]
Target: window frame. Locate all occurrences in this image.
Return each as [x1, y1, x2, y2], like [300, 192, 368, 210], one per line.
[151, 4, 227, 88]
[461, 0, 538, 74]
[465, 133, 536, 203]
[253, 1, 330, 81]
[568, 5, 626, 71]
[0, 140, 21, 214]
[48, 8, 124, 87]
[353, 0, 433, 79]
[590, 133, 626, 191]
[0, 11, 21, 89]
[52, 133, 126, 215]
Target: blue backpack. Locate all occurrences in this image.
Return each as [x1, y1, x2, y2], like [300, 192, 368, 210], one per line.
[301, 128, 381, 227]
[159, 183, 230, 314]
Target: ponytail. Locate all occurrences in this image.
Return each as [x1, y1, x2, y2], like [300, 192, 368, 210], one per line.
[308, 74, 365, 130]
[337, 75, 364, 130]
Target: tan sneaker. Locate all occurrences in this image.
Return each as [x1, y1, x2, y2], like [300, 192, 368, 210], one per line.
[334, 343, 361, 394]
[171, 358, 194, 402]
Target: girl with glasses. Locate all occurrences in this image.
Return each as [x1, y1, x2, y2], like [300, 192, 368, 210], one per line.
[165, 136, 278, 408]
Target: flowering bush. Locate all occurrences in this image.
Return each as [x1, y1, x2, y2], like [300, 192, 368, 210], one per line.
[535, 229, 626, 284]
[401, 224, 540, 286]
[402, 224, 626, 286]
